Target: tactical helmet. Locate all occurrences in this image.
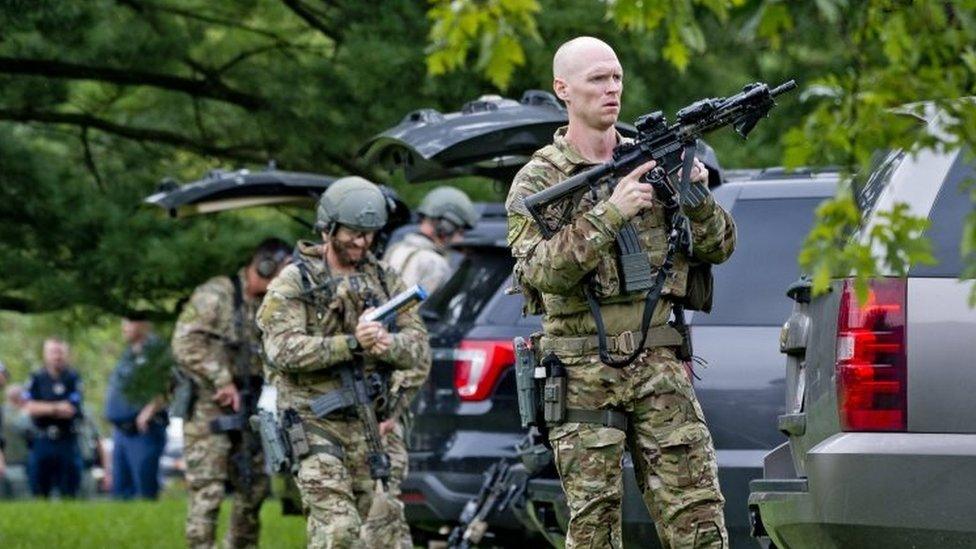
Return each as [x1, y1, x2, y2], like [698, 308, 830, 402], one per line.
[416, 187, 479, 230]
[315, 176, 389, 233]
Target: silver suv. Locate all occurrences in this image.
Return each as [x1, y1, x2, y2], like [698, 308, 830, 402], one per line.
[748, 114, 976, 547]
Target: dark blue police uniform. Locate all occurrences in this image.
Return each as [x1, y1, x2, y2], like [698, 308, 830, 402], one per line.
[26, 367, 83, 498]
[104, 337, 168, 499]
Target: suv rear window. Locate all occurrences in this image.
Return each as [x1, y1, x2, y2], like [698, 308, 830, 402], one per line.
[421, 248, 515, 325]
[909, 151, 975, 278]
[858, 150, 903, 215]
[695, 197, 825, 326]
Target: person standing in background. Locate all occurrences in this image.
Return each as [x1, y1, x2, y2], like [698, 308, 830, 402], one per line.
[24, 338, 84, 498]
[104, 317, 169, 499]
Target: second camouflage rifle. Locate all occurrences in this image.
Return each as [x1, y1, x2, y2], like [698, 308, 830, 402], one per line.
[309, 284, 428, 491]
[520, 80, 797, 239]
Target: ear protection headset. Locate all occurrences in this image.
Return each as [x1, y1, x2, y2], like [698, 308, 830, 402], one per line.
[434, 218, 460, 239]
[255, 249, 290, 279]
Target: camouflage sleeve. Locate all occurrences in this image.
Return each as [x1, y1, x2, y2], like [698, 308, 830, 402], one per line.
[506, 162, 627, 294]
[256, 266, 356, 373]
[684, 194, 737, 264]
[171, 279, 234, 388]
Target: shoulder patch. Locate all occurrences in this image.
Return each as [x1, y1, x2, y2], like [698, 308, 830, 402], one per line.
[534, 144, 576, 175]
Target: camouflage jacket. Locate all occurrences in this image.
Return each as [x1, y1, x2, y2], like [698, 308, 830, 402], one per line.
[506, 127, 736, 338]
[383, 232, 452, 294]
[171, 270, 264, 390]
[256, 241, 431, 422]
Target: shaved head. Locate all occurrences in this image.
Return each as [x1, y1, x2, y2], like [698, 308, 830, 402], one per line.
[552, 36, 623, 132]
[553, 36, 618, 80]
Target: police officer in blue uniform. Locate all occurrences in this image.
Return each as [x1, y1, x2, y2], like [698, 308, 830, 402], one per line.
[24, 338, 84, 498]
[104, 318, 169, 499]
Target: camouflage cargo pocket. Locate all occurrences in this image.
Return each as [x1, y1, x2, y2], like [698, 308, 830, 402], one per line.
[655, 422, 711, 488]
[578, 425, 626, 449]
[550, 423, 626, 484]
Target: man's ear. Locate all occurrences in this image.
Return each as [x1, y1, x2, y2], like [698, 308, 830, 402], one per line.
[553, 77, 569, 102]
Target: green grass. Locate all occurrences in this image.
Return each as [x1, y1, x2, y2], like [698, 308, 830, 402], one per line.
[0, 491, 307, 548]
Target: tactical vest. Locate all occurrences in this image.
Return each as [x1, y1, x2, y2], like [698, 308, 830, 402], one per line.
[520, 145, 691, 321]
[285, 250, 394, 389]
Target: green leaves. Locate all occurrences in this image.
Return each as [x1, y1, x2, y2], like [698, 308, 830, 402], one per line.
[426, 0, 541, 89]
[426, 0, 744, 85]
[768, 0, 976, 300]
[799, 192, 934, 303]
[120, 340, 176, 405]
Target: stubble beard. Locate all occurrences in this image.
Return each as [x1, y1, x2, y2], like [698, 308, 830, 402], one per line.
[331, 238, 367, 269]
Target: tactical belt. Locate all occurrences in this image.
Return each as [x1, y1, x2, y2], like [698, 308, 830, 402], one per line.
[539, 325, 683, 356]
[565, 408, 628, 432]
[304, 423, 345, 461]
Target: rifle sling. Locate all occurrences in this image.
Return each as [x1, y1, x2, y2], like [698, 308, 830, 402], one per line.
[583, 140, 698, 369]
[303, 423, 346, 461]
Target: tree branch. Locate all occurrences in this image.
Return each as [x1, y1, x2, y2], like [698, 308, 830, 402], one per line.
[0, 295, 32, 313]
[79, 126, 106, 190]
[0, 108, 269, 163]
[216, 43, 308, 74]
[280, 0, 339, 41]
[138, 1, 300, 43]
[0, 56, 270, 111]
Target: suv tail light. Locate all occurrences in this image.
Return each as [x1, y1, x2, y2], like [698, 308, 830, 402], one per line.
[454, 340, 514, 401]
[836, 278, 907, 431]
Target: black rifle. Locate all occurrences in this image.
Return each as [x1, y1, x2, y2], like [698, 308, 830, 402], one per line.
[341, 363, 391, 490]
[210, 276, 261, 489]
[522, 80, 797, 239]
[447, 459, 522, 549]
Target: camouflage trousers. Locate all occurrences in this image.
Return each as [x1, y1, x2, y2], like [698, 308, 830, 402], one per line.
[294, 415, 409, 549]
[365, 420, 412, 548]
[184, 399, 270, 549]
[545, 346, 727, 549]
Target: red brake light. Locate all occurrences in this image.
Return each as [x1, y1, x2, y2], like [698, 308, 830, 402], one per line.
[453, 340, 515, 402]
[836, 278, 907, 431]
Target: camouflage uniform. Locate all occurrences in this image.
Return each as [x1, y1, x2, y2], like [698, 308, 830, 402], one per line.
[380, 233, 450, 547]
[383, 233, 452, 294]
[506, 128, 736, 548]
[257, 241, 431, 549]
[172, 270, 270, 549]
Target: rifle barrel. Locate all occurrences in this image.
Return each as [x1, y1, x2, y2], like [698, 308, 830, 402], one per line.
[770, 80, 797, 97]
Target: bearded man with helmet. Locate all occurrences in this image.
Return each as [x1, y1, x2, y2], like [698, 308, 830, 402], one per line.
[257, 176, 431, 548]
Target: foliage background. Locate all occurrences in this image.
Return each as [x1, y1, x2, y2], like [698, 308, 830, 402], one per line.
[1, 0, 973, 417]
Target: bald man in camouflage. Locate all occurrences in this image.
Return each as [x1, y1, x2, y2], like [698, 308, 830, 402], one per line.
[506, 37, 736, 548]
